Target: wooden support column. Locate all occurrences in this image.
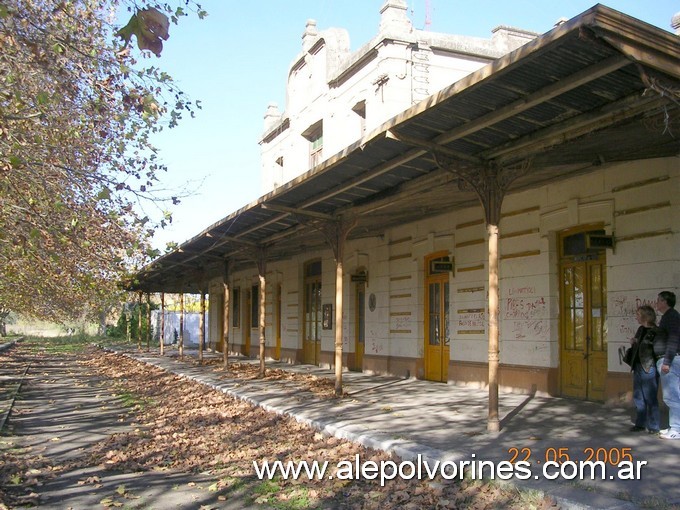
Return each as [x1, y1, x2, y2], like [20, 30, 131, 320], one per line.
[261, 205, 356, 395]
[137, 291, 142, 351]
[199, 291, 206, 364]
[223, 281, 230, 369]
[208, 306, 214, 353]
[240, 246, 269, 377]
[257, 248, 267, 378]
[334, 248, 344, 396]
[146, 293, 151, 351]
[316, 217, 356, 397]
[160, 292, 165, 355]
[223, 260, 231, 369]
[487, 222, 500, 432]
[179, 293, 185, 360]
[478, 166, 504, 433]
[432, 152, 531, 432]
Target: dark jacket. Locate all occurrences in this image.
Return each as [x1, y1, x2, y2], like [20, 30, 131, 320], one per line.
[659, 307, 680, 366]
[631, 325, 659, 373]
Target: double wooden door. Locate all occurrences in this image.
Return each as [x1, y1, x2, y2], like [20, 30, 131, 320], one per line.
[560, 229, 608, 401]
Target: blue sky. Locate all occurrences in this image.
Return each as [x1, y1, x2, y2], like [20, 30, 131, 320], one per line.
[143, 0, 678, 250]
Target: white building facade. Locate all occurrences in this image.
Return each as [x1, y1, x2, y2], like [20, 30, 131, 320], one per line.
[136, 3, 680, 405]
[213, 157, 678, 402]
[259, 0, 536, 192]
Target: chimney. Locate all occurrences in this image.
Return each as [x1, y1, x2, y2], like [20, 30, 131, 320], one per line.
[672, 12, 680, 35]
[379, 0, 412, 34]
[302, 19, 318, 51]
[263, 102, 281, 131]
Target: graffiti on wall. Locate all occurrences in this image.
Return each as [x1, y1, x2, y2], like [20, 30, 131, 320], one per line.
[617, 320, 637, 340]
[367, 328, 384, 354]
[510, 319, 549, 339]
[611, 295, 656, 317]
[612, 294, 658, 345]
[503, 286, 548, 340]
[503, 295, 546, 320]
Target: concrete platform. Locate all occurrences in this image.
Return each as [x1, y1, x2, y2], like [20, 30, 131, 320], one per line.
[121, 347, 680, 510]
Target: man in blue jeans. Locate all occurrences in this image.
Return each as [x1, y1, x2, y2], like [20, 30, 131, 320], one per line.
[656, 291, 680, 440]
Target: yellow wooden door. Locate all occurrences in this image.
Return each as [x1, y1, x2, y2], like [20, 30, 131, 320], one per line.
[425, 253, 450, 382]
[587, 260, 608, 400]
[560, 229, 607, 401]
[353, 283, 365, 371]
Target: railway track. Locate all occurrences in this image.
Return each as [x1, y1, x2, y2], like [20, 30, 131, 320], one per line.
[0, 341, 31, 433]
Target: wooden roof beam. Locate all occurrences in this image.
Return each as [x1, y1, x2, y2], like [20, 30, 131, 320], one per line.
[385, 130, 483, 165]
[260, 203, 335, 221]
[433, 54, 630, 146]
[486, 93, 668, 163]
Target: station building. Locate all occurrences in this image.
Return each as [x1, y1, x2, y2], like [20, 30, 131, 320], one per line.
[132, 2, 680, 406]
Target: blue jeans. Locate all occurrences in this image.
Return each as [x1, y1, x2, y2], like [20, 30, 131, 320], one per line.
[633, 363, 660, 431]
[657, 356, 680, 431]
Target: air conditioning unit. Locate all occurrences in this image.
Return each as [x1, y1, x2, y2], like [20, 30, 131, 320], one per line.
[350, 271, 368, 283]
[585, 234, 615, 250]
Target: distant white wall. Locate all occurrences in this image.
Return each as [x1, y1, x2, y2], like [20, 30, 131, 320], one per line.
[152, 310, 209, 346]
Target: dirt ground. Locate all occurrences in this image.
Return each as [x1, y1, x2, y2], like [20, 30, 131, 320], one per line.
[0, 339, 559, 509]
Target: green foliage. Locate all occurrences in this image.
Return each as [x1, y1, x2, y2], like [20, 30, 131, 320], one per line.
[116, 8, 170, 57]
[115, 389, 152, 410]
[0, 1, 204, 324]
[25, 334, 92, 354]
[17, 333, 143, 354]
[109, 300, 158, 342]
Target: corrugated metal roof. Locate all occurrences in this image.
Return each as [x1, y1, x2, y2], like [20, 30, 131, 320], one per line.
[130, 5, 680, 293]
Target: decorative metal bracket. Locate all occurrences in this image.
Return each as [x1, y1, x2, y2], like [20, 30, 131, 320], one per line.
[432, 152, 533, 225]
[316, 216, 358, 262]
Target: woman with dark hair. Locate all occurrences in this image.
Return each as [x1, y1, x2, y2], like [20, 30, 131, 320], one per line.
[628, 305, 660, 434]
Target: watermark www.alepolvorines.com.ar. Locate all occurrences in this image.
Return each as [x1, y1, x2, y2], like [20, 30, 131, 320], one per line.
[253, 453, 648, 487]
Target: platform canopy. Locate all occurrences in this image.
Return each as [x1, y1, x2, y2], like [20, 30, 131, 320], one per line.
[128, 5, 680, 293]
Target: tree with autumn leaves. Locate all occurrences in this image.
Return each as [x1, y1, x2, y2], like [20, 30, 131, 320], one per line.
[0, 1, 205, 330]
